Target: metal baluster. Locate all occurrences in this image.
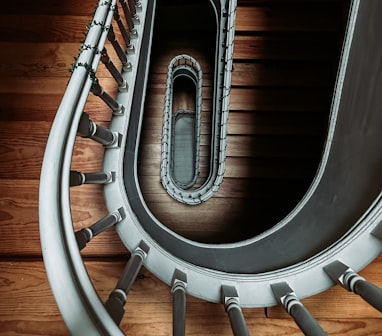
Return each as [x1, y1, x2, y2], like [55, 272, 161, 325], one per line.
[70, 170, 114, 186]
[119, 0, 137, 38]
[127, 0, 136, 16]
[107, 25, 132, 72]
[75, 208, 125, 250]
[134, 0, 142, 13]
[100, 48, 128, 91]
[91, 80, 125, 115]
[113, 4, 134, 54]
[324, 260, 382, 312]
[105, 241, 150, 325]
[271, 282, 327, 336]
[78, 112, 121, 147]
[172, 270, 187, 336]
[222, 285, 250, 336]
[128, 0, 140, 24]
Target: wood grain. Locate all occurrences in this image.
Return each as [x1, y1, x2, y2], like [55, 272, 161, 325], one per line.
[3, 0, 380, 335]
[0, 179, 126, 256]
[1, 261, 382, 335]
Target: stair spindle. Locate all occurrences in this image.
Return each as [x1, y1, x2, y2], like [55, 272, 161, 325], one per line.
[113, 5, 134, 52]
[271, 282, 327, 336]
[128, 0, 140, 24]
[134, 0, 142, 13]
[70, 170, 114, 186]
[107, 25, 132, 72]
[105, 241, 150, 325]
[75, 208, 125, 250]
[222, 285, 250, 336]
[100, 48, 128, 91]
[119, 0, 137, 36]
[172, 270, 187, 336]
[78, 112, 121, 147]
[324, 260, 382, 312]
[91, 80, 125, 115]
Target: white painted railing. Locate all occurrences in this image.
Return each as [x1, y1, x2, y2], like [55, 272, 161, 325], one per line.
[39, 1, 382, 335]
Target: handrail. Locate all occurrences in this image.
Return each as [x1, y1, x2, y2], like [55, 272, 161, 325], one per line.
[161, 54, 204, 199]
[111, 0, 382, 304]
[39, 0, 382, 335]
[160, 0, 237, 205]
[39, 0, 150, 334]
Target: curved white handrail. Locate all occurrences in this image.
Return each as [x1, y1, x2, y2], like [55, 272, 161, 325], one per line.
[39, 0, 149, 334]
[40, 0, 382, 334]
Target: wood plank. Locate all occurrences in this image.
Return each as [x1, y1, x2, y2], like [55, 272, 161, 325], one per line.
[0, 93, 63, 122]
[231, 62, 334, 88]
[0, 76, 119, 95]
[229, 87, 332, 112]
[0, 179, 126, 256]
[143, 87, 331, 112]
[0, 121, 108, 180]
[246, 318, 382, 336]
[0, 15, 90, 43]
[227, 111, 326, 135]
[0, 42, 80, 78]
[224, 157, 318, 179]
[0, 122, 50, 180]
[0, 77, 68, 95]
[0, 93, 115, 122]
[139, 134, 323, 159]
[139, 194, 305, 243]
[0, 42, 126, 78]
[235, 5, 342, 32]
[150, 57, 336, 89]
[139, 156, 319, 180]
[4, 1, 381, 335]
[0, 261, 68, 335]
[140, 176, 310, 198]
[1, 0, 96, 15]
[1, 260, 382, 335]
[138, 111, 326, 137]
[233, 35, 339, 61]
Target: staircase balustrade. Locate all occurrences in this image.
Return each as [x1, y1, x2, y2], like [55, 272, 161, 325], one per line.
[39, 0, 382, 335]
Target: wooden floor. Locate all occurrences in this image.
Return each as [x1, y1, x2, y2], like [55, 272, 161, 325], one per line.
[1, 0, 382, 335]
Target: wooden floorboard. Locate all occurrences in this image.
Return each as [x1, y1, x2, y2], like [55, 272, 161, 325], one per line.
[2, 0, 382, 335]
[0, 261, 381, 335]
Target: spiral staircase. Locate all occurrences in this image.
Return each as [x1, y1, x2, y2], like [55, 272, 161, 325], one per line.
[39, 0, 382, 334]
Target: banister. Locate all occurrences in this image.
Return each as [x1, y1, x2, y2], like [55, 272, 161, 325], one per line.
[40, 0, 382, 335]
[39, 0, 147, 333]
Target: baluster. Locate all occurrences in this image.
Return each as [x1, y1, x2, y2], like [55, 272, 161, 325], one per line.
[324, 260, 382, 312]
[100, 48, 128, 92]
[70, 170, 114, 186]
[120, 0, 142, 25]
[222, 285, 250, 336]
[107, 25, 132, 72]
[75, 208, 125, 250]
[78, 112, 121, 147]
[271, 282, 326, 336]
[105, 241, 150, 325]
[91, 79, 125, 115]
[134, 0, 142, 13]
[131, 0, 140, 23]
[172, 270, 187, 336]
[113, 5, 134, 54]
[119, 0, 137, 38]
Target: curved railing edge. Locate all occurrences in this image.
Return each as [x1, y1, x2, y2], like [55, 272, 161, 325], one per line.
[158, 0, 237, 205]
[39, 0, 143, 334]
